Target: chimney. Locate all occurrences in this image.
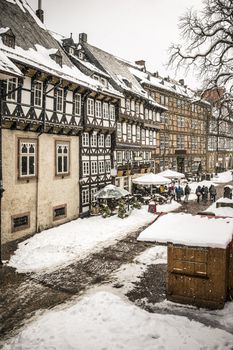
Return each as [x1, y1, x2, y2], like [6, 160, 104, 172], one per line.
[179, 79, 185, 86]
[135, 60, 145, 67]
[36, 0, 44, 23]
[79, 33, 87, 43]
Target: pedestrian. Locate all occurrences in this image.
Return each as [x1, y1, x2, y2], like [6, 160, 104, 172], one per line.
[195, 185, 202, 203]
[159, 184, 164, 195]
[175, 185, 183, 202]
[184, 184, 191, 203]
[201, 185, 205, 201]
[168, 183, 176, 202]
[203, 186, 209, 203]
[209, 184, 217, 202]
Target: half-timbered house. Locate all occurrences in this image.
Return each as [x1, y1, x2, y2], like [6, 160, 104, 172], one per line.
[129, 64, 211, 175]
[76, 34, 166, 192]
[61, 34, 122, 215]
[0, 0, 107, 242]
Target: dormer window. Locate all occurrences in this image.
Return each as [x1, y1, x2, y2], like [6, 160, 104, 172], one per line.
[78, 51, 84, 60]
[69, 47, 74, 55]
[0, 28, 15, 49]
[101, 78, 107, 87]
[50, 50, 62, 67]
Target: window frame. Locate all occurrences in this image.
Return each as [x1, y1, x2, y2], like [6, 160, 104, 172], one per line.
[11, 212, 30, 233]
[56, 88, 64, 112]
[74, 93, 81, 116]
[55, 141, 70, 176]
[18, 138, 37, 179]
[82, 161, 90, 176]
[7, 77, 18, 101]
[34, 81, 43, 107]
[87, 98, 94, 116]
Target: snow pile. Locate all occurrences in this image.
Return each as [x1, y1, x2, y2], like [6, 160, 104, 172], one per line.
[2, 291, 233, 350]
[138, 213, 233, 248]
[205, 197, 233, 217]
[213, 170, 233, 184]
[8, 207, 157, 273]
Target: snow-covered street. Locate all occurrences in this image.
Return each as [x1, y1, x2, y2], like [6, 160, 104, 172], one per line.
[1, 173, 233, 349]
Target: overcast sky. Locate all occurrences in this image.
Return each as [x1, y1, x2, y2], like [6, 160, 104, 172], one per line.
[28, 0, 204, 88]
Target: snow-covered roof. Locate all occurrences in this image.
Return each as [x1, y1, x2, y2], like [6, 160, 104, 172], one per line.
[0, 49, 23, 77]
[129, 66, 210, 106]
[138, 213, 233, 249]
[0, 0, 122, 97]
[71, 55, 110, 78]
[81, 41, 166, 109]
[205, 197, 233, 218]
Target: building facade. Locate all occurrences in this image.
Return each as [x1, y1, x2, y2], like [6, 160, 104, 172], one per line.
[130, 64, 211, 175]
[76, 34, 166, 192]
[0, 0, 105, 241]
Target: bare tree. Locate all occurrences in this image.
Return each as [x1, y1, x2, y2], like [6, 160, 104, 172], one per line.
[169, 0, 233, 96]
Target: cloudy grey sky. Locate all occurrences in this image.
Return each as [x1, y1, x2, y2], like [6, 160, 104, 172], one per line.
[28, 0, 204, 88]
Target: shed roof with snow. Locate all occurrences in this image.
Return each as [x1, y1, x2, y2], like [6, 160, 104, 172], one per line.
[138, 213, 233, 249]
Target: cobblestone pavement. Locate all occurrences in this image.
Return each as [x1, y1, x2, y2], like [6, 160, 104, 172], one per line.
[0, 180, 232, 342]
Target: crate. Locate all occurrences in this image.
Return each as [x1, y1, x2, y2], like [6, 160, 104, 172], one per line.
[167, 243, 232, 309]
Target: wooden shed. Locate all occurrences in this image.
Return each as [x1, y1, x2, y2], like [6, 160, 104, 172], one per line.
[138, 213, 233, 309]
[167, 242, 233, 309]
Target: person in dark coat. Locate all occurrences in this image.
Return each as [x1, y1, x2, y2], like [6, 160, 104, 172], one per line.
[175, 185, 183, 202]
[203, 186, 209, 203]
[209, 184, 217, 202]
[195, 185, 202, 203]
[184, 184, 191, 203]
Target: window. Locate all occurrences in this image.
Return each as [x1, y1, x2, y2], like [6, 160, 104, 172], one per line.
[106, 135, 111, 147]
[7, 78, 17, 101]
[91, 161, 97, 174]
[82, 189, 89, 205]
[91, 133, 97, 147]
[135, 102, 140, 115]
[177, 116, 185, 127]
[136, 126, 140, 141]
[101, 78, 107, 86]
[82, 161, 89, 176]
[105, 160, 111, 172]
[82, 132, 89, 147]
[56, 88, 63, 112]
[127, 124, 132, 139]
[11, 212, 30, 232]
[149, 130, 153, 145]
[53, 204, 67, 221]
[56, 142, 70, 175]
[191, 136, 198, 149]
[145, 109, 149, 119]
[2, 32, 15, 48]
[34, 81, 43, 107]
[126, 99, 130, 112]
[109, 105, 115, 120]
[19, 139, 37, 178]
[99, 161, 105, 173]
[95, 100, 102, 118]
[103, 103, 109, 119]
[141, 129, 145, 143]
[98, 134, 104, 147]
[74, 93, 81, 115]
[117, 123, 122, 138]
[91, 188, 97, 201]
[87, 98, 94, 116]
[50, 51, 63, 66]
[116, 151, 122, 163]
[177, 135, 185, 149]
